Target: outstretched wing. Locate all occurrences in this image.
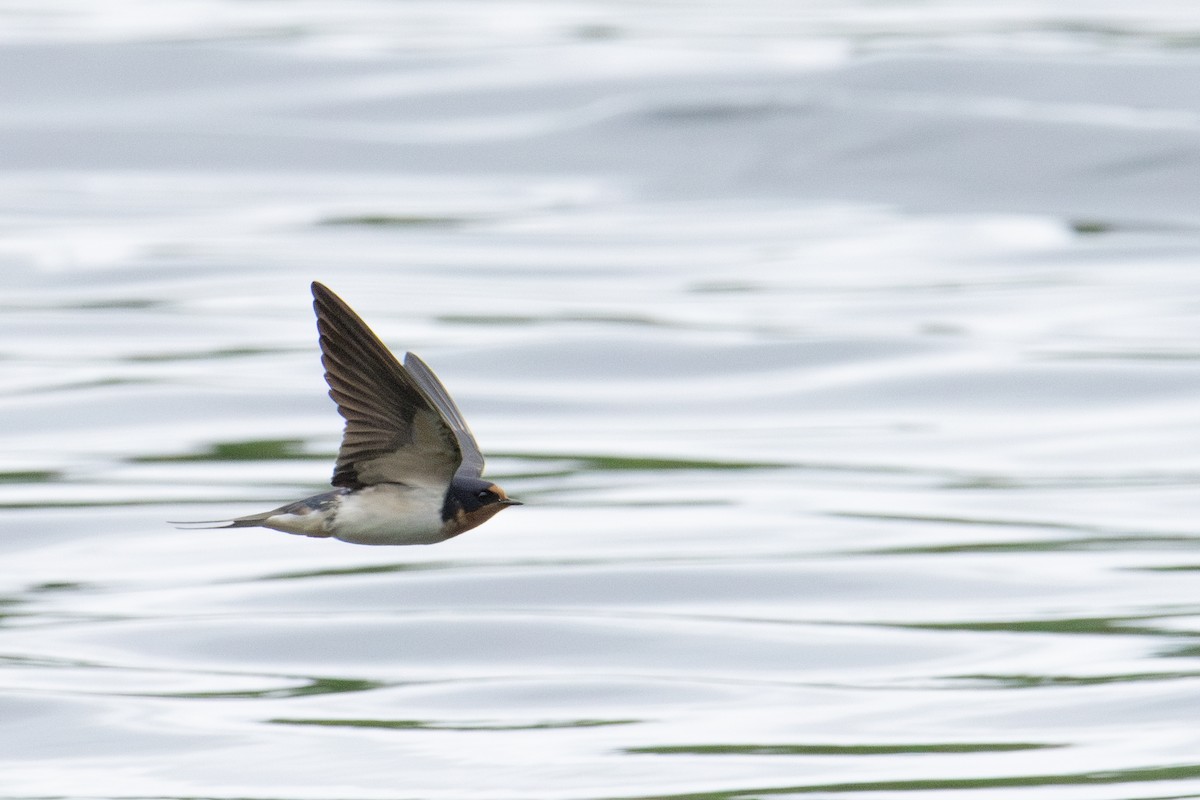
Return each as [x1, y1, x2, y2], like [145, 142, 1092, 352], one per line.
[403, 352, 486, 478]
[311, 282, 462, 490]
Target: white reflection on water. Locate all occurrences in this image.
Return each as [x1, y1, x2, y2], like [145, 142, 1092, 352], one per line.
[3, 5, 1200, 800]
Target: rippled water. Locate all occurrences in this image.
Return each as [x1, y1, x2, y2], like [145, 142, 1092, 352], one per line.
[5, 3, 1200, 799]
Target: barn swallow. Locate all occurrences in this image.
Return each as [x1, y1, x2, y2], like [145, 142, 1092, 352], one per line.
[174, 282, 520, 545]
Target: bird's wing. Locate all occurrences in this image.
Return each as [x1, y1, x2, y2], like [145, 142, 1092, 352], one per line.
[403, 351, 486, 478]
[311, 282, 462, 490]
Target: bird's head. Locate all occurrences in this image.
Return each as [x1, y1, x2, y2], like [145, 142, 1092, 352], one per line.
[441, 476, 522, 537]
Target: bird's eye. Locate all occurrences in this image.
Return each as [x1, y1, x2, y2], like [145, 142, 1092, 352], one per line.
[477, 490, 495, 501]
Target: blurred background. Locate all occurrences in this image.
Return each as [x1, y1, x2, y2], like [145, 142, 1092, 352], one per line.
[4, 2, 1200, 798]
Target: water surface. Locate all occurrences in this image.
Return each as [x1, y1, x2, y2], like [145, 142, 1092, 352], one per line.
[3, 3, 1200, 799]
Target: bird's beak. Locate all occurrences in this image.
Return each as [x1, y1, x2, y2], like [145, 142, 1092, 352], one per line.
[501, 499, 523, 506]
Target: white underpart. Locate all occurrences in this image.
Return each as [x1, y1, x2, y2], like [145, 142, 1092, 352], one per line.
[261, 508, 332, 538]
[263, 484, 449, 545]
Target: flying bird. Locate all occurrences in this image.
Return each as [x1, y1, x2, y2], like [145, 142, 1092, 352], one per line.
[175, 282, 520, 545]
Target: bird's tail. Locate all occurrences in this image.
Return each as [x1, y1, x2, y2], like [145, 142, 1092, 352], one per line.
[169, 489, 347, 531]
[168, 512, 276, 530]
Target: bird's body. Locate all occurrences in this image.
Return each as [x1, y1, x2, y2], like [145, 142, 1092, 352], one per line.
[241, 484, 457, 545]
[174, 282, 519, 545]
